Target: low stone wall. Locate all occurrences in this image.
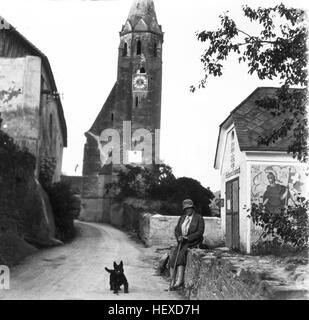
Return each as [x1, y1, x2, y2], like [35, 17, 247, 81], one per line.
[183, 248, 308, 300]
[110, 198, 162, 230]
[139, 213, 224, 248]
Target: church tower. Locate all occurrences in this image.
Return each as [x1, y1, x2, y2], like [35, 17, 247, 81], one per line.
[81, 0, 163, 222]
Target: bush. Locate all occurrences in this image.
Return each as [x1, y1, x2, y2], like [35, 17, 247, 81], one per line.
[170, 177, 215, 216]
[45, 182, 81, 242]
[107, 164, 215, 216]
[0, 126, 36, 236]
[249, 197, 309, 251]
[38, 150, 80, 243]
[39, 156, 57, 189]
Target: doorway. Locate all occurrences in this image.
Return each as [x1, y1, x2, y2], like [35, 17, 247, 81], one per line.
[225, 178, 240, 250]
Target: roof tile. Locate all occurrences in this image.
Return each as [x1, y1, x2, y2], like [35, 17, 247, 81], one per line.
[228, 87, 305, 152]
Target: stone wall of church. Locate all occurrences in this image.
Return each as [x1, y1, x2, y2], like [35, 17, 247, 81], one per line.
[79, 174, 113, 223]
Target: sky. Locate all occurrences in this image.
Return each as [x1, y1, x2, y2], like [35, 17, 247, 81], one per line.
[1, 0, 307, 191]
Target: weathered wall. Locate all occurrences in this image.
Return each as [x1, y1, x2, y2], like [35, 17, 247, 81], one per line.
[0, 56, 64, 182]
[0, 56, 41, 155]
[110, 198, 161, 230]
[81, 85, 115, 222]
[79, 174, 113, 223]
[139, 213, 224, 248]
[0, 21, 66, 265]
[38, 64, 64, 182]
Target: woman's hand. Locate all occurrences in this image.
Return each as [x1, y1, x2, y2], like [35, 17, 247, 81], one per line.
[178, 236, 188, 243]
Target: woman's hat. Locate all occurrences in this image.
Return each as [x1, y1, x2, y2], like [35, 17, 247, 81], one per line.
[182, 199, 194, 210]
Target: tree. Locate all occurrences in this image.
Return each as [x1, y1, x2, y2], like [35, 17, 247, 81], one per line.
[107, 164, 215, 216]
[171, 177, 215, 216]
[191, 3, 308, 162]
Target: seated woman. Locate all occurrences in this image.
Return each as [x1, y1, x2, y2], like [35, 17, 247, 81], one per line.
[169, 199, 205, 290]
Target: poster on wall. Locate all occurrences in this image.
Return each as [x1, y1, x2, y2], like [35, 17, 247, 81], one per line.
[251, 164, 308, 211]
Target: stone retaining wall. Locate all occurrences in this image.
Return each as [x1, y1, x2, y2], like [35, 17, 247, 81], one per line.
[139, 213, 224, 248]
[183, 248, 308, 300]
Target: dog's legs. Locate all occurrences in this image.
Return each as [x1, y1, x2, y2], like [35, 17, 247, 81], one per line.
[124, 280, 129, 294]
[113, 281, 119, 294]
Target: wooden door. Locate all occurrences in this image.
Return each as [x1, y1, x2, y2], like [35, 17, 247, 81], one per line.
[225, 178, 240, 250]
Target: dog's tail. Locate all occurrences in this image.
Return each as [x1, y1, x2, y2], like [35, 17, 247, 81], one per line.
[105, 267, 112, 273]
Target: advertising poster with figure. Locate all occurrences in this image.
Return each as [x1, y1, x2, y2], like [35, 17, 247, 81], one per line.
[250, 164, 308, 243]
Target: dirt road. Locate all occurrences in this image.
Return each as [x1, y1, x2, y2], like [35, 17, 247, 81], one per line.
[0, 221, 182, 300]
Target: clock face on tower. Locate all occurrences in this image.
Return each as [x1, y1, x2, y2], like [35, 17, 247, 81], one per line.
[132, 74, 148, 91]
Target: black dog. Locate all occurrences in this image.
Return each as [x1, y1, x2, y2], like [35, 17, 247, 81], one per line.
[105, 261, 129, 294]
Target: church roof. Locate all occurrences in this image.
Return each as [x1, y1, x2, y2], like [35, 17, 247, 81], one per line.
[122, 0, 162, 35]
[87, 83, 117, 135]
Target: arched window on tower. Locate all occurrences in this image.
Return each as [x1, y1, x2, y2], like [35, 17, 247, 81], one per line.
[111, 113, 114, 124]
[140, 67, 146, 74]
[154, 43, 158, 57]
[135, 96, 139, 108]
[123, 42, 128, 57]
[137, 40, 142, 55]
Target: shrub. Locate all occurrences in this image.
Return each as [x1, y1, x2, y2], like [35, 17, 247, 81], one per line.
[249, 197, 309, 251]
[45, 182, 81, 242]
[170, 177, 215, 216]
[38, 151, 80, 243]
[0, 125, 36, 237]
[39, 156, 57, 189]
[107, 164, 215, 216]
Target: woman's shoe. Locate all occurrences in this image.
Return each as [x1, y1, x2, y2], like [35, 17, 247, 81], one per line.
[170, 283, 184, 290]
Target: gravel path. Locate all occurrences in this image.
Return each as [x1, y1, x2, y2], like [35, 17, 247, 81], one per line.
[0, 221, 182, 300]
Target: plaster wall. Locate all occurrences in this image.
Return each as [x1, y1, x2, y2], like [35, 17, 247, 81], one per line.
[0, 56, 41, 155]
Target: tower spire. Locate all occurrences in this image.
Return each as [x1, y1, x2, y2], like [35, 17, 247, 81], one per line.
[122, 0, 162, 35]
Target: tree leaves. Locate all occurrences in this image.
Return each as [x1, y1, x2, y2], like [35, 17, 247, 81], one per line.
[192, 3, 308, 162]
[250, 200, 309, 249]
[105, 164, 215, 216]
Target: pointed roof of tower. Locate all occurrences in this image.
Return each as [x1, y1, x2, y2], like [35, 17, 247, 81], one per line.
[122, 0, 162, 35]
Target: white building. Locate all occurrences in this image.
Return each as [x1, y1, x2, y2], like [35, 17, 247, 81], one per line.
[214, 87, 308, 254]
